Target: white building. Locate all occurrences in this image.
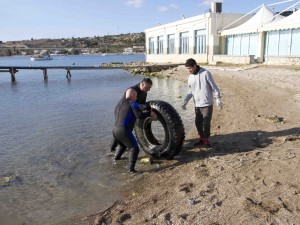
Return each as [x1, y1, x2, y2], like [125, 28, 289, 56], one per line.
[259, 8, 300, 65]
[145, 2, 300, 65]
[220, 5, 284, 63]
[145, 2, 251, 64]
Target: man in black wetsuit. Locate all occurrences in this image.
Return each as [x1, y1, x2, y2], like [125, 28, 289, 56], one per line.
[113, 89, 151, 173]
[111, 78, 156, 151]
[122, 77, 153, 105]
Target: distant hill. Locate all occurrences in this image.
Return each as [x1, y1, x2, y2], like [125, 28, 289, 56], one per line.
[0, 32, 145, 56]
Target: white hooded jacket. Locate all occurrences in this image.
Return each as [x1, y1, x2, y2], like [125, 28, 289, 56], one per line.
[184, 67, 221, 107]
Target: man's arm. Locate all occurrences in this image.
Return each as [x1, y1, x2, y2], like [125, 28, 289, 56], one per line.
[131, 102, 151, 119]
[206, 71, 222, 109]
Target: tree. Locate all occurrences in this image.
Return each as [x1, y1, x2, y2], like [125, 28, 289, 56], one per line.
[71, 48, 81, 55]
[6, 49, 13, 56]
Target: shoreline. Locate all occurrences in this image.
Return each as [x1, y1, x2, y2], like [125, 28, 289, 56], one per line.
[66, 64, 300, 225]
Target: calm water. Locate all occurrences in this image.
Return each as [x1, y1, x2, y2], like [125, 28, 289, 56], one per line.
[0, 54, 194, 225]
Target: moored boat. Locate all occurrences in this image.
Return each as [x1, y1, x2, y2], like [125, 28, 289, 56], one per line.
[30, 53, 53, 61]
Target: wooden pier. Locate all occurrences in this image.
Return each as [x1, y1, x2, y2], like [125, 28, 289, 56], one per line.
[0, 64, 181, 82]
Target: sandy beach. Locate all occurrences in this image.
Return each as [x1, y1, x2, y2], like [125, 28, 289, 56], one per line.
[67, 64, 300, 225]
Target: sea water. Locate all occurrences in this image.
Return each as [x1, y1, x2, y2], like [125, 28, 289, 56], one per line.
[0, 54, 194, 225]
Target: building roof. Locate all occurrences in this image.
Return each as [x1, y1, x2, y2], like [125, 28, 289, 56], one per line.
[221, 4, 284, 35]
[259, 9, 300, 31]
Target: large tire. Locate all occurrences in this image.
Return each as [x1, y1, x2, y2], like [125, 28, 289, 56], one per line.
[135, 100, 185, 159]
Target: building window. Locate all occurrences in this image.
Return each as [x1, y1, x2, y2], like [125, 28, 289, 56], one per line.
[167, 34, 175, 54]
[226, 36, 234, 55]
[195, 29, 206, 54]
[278, 29, 290, 56]
[226, 33, 258, 57]
[157, 36, 164, 54]
[180, 32, 189, 54]
[149, 37, 155, 54]
[291, 28, 300, 55]
[232, 35, 241, 55]
[265, 31, 279, 56]
[266, 29, 295, 56]
[248, 33, 258, 57]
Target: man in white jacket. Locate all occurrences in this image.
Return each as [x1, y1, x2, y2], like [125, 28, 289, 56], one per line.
[182, 58, 222, 147]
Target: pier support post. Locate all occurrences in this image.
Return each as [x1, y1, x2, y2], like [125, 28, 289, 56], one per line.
[66, 70, 72, 80]
[43, 69, 48, 81]
[9, 68, 17, 82]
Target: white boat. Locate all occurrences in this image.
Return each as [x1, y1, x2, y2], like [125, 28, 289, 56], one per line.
[30, 54, 53, 61]
[123, 47, 133, 55]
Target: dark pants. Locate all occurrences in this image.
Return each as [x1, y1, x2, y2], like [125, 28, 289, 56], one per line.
[112, 126, 139, 163]
[195, 105, 213, 138]
[110, 138, 118, 151]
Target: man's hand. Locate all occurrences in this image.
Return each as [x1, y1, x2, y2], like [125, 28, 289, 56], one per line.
[216, 98, 223, 109]
[151, 110, 158, 120]
[181, 100, 188, 110]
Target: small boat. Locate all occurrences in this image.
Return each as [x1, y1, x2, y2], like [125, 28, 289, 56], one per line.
[30, 53, 53, 61]
[123, 47, 133, 55]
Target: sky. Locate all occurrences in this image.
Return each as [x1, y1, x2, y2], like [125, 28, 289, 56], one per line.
[0, 0, 299, 42]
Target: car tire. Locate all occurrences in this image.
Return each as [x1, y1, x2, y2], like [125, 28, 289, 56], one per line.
[135, 100, 185, 159]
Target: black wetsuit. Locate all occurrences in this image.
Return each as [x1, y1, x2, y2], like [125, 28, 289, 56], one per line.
[123, 83, 147, 104]
[111, 83, 150, 151]
[112, 98, 150, 171]
[114, 83, 148, 117]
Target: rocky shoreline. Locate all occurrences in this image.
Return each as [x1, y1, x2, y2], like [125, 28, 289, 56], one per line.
[101, 61, 183, 77]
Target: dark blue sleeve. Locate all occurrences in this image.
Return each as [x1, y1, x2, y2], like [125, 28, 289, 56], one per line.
[131, 102, 151, 119]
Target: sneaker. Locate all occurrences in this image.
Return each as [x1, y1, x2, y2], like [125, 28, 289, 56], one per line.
[194, 137, 204, 146]
[203, 138, 211, 148]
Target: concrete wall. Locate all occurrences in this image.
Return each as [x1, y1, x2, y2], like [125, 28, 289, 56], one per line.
[212, 55, 255, 64]
[264, 56, 300, 65]
[146, 54, 207, 64]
